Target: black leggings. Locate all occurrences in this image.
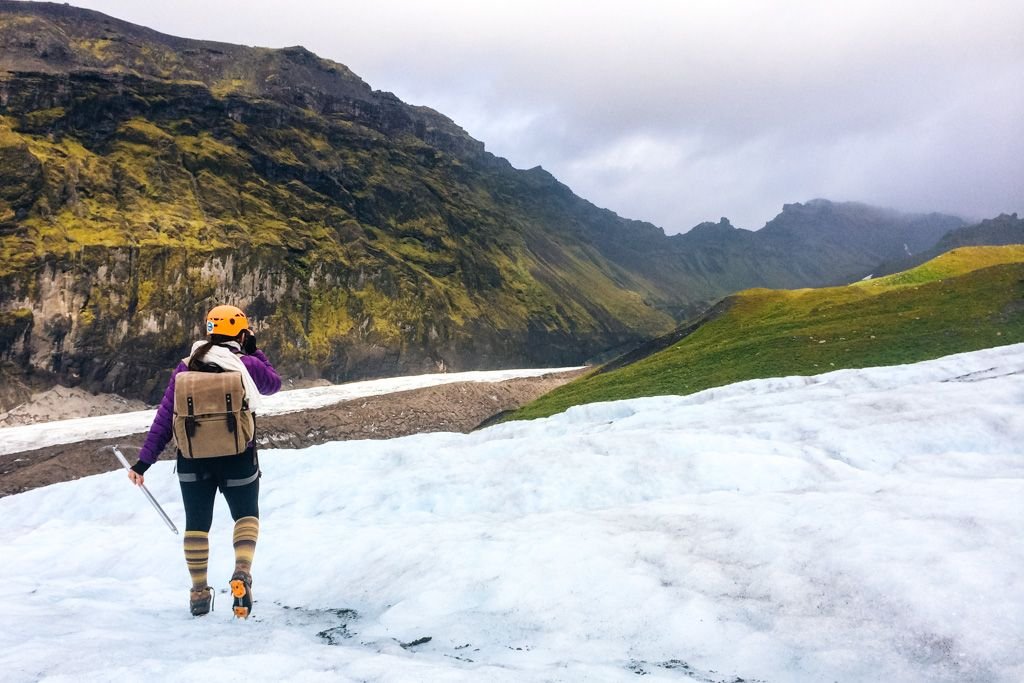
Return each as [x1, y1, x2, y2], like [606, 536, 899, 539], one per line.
[178, 447, 260, 532]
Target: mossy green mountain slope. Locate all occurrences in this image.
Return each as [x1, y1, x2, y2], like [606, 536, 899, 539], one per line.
[0, 2, 978, 403]
[513, 245, 1024, 420]
[0, 2, 684, 400]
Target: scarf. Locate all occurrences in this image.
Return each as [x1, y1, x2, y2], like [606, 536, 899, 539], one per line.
[186, 340, 263, 411]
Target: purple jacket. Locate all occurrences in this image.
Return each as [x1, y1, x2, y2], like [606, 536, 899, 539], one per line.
[137, 348, 282, 464]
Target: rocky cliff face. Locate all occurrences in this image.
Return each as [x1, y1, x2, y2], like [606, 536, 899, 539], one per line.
[0, 245, 609, 403]
[0, 3, 974, 405]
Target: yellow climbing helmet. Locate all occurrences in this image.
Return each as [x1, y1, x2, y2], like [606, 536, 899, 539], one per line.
[205, 304, 249, 337]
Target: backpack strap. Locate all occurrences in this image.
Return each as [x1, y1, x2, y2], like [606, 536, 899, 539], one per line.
[184, 395, 197, 456]
[225, 392, 238, 453]
[225, 394, 236, 433]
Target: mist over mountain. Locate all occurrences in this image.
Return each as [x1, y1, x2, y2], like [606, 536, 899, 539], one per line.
[0, 2, 994, 404]
[870, 213, 1024, 277]
[663, 200, 964, 296]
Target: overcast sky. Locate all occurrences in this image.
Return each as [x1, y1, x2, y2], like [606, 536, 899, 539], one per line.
[61, 0, 1024, 233]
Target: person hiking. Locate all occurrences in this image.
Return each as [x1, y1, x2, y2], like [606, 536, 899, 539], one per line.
[127, 304, 281, 618]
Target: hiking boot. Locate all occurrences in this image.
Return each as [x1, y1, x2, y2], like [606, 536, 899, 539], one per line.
[190, 586, 214, 617]
[230, 570, 253, 619]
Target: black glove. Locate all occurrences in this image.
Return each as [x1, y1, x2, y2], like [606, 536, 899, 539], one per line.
[131, 460, 151, 475]
[242, 330, 258, 355]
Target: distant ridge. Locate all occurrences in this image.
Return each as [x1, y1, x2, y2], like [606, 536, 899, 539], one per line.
[871, 213, 1024, 277]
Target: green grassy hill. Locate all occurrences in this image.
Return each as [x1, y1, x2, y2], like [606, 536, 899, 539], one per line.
[512, 245, 1024, 420]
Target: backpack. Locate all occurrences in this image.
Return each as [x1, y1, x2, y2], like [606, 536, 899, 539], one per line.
[172, 368, 256, 458]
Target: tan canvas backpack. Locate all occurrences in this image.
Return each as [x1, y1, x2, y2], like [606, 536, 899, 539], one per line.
[172, 370, 256, 458]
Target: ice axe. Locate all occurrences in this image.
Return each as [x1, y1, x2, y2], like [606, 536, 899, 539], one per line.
[108, 445, 179, 535]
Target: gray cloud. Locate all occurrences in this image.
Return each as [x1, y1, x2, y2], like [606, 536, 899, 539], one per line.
[61, 0, 1024, 231]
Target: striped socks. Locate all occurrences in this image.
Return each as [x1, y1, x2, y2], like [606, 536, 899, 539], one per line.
[184, 518, 258, 596]
[183, 531, 209, 589]
[233, 516, 259, 574]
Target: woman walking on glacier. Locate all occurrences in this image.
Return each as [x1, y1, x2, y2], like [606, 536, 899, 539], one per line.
[128, 304, 281, 618]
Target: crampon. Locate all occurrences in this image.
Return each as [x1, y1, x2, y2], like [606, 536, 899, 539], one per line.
[230, 570, 253, 619]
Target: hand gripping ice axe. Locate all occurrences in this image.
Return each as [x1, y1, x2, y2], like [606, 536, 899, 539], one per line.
[109, 445, 179, 535]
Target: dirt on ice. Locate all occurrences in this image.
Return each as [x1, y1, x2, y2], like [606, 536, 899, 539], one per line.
[0, 370, 584, 497]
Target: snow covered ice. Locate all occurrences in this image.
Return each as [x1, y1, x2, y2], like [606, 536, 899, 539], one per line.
[1, 346, 1022, 682]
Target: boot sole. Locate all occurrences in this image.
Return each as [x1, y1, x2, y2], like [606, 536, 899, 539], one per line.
[190, 601, 212, 617]
[230, 578, 251, 619]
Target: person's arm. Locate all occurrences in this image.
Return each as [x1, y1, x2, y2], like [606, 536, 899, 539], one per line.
[242, 350, 282, 396]
[129, 362, 186, 485]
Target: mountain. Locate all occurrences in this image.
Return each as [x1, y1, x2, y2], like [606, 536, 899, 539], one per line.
[0, 2, 973, 403]
[662, 200, 964, 298]
[513, 245, 1024, 419]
